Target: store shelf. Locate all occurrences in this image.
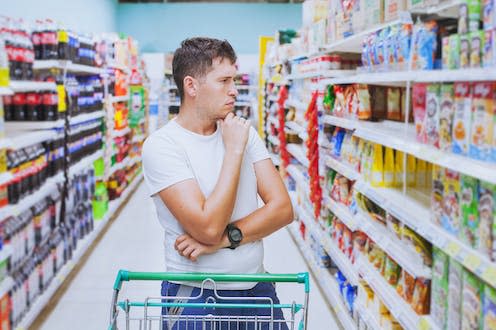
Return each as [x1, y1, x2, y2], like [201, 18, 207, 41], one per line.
[69, 150, 103, 177]
[268, 135, 280, 146]
[0, 87, 13, 95]
[0, 172, 13, 187]
[15, 173, 143, 330]
[356, 257, 438, 330]
[287, 70, 356, 80]
[285, 98, 307, 111]
[267, 116, 279, 128]
[410, 0, 462, 17]
[320, 70, 411, 87]
[414, 68, 496, 82]
[355, 300, 382, 330]
[33, 60, 106, 75]
[323, 196, 359, 231]
[287, 223, 357, 330]
[5, 120, 64, 130]
[106, 61, 131, 74]
[5, 129, 56, 149]
[323, 115, 496, 185]
[321, 19, 404, 54]
[69, 111, 105, 126]
[287, 144, 309, 167]
[112, 127, 131, 138]
[0, 245, 12, 263]
[109, 156, 131, 175]
[9, 80, 57, 92]
[285, 121, 305, 135]
[110, 95, 129, 103]
[0, 276, 14, 301]
[320, 233, 360, 286]
[0, 172, 64, 220]
[324, 156, 359, 181]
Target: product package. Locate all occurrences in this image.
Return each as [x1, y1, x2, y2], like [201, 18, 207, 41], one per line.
[442, 169, 461, 236]
[413, 83, 428, 143]
[461, 270, 483, 330]
[447, 260, 463, 330]
[402, 225, 433, 266]
[461, 34, 471, 69]
[439, 84, 456, 151]
[484, 0, 495, 31]
[412, 278, 431, 315]
[468, 0, 482, 31]
[431, 164, 445, 226]
[426, 84, 441, 147]
[478, 181, 495, 258]
[387, 87, 401, 121]
[431, 247, 449, 329]
[370, 86, 387, 121]
[469, 82, 494, 161]
[449, 34, 462, 69]
[483, 285, 496, 330]
[460, 174, 480, 247]
[442, 36, 450, 69]
[460, 0, 469, 34]
[417, 159, 427, 188]
[397, 269, 416, 303]
[384, 256, 401, 286]
[470, 30, 485, 67]
[453, 82, 473, 155]
[483, 29, 495, 67]
[356, 84, 372, 120]
[412, 21, 438, 70]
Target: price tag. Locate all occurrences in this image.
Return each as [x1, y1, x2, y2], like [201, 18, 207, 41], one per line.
[418, 318, 431, 330]
[482, 266, 496, 287]
[464, 254, 482, 271]
[445, 241, 462, 257]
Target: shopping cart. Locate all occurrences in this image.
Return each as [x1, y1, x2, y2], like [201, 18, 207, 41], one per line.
[109, 270, 310, 330]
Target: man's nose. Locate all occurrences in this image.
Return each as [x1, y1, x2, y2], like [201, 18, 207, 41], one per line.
[228, 83, 239, 97]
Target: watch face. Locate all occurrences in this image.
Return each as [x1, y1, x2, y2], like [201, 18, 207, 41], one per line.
[230, 228, 242, 242]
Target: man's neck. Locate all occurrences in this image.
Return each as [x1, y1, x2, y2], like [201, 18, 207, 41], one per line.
[175, 104, 217, 136]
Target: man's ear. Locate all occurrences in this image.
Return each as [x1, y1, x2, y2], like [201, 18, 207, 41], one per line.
[183, 76, 197, 97]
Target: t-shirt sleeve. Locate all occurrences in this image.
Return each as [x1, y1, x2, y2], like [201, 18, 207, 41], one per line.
[142, 134, 195, 196]
[246, 126, 270, 164]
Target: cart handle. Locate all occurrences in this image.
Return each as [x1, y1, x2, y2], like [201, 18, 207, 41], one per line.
[113, 270, 310, 293]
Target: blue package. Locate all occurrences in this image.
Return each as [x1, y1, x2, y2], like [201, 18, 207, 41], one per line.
[413, 21, 438, 70]
[333, 129, 346, 157]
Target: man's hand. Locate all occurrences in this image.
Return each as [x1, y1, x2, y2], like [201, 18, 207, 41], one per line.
[220, 113, 250, 155]
[175, 233, 227, 262]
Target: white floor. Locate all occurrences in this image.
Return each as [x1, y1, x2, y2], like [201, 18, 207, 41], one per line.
[38, 182, 339, 330]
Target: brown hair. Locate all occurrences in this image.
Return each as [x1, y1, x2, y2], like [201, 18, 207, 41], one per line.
[173, 37, 237, 101]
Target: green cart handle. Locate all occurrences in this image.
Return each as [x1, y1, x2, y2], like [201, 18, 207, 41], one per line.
[113, 270, 310, 293]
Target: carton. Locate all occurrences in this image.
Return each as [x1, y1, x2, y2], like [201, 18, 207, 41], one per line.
[470, 30, 485, 68]
[483, 29, 495, 67]
[426, 84, 441, 148]
[461, 270, 483, 330]
[460, 174, 480, 247]
[452, 82, 472, 155]
[431, 247, 449, 329]
[431, 164, 445, 226]
[483, 285, 496, 330]
[460, 34, 471, 69]
[478, 181, 495, 259]
[469, 82, 494, 161]
[447, 261, 463, 330]
[384, 0, 406, 22]
[439, 84, 455, 151]
[442, 169, 461, 236]
[413, 83, 428, 143]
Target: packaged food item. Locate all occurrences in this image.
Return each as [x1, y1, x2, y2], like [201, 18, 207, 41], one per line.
[412, 21, 438, 70]
[426, 84, 441, 147]
[460, 0, 470, 34]
[493, 83, 496, 163]
[453, 82, 473, 155]
[483, 0, 495, 31]
[432, 164, 445, 226]
[460, 174, 480, 247]
[394, 150, 404, 188]
[397, 269, 416, 303]
[407, 154, 416, 187]
[447, 260, 463, 330]
[370, 86, 387, 121]
[483, 29, 495, 67]
[398, 23, 413, 69]
[386, 213, 403, 240]
[442, 36, 450, 69]
[384, 0, 406, 22]
[384, 147, 395, 187]
[417, 159, 427, 188]
[478, 181, 495, 258]
[356, 84, 372, 120]
[470, 30, 485, 67]
[384, 256, 401, 286]
[469, 82, 494, 160]
[439, 84, 456, 151]
[387, 87, 401, 121]
[431, 247, 449, 329]
[449, 34, 462, 69]
[371, 144, 384, 187]
[468, 0, 482, 31]
[402, 225, 433, 267]
[442, 169, 462, 236]
[412, 278, 431, 315]
[461, 34, 471, 68]
[482, 285, 496, 330]
[461, 270, 482, 330]
[413, 83, 428, 143]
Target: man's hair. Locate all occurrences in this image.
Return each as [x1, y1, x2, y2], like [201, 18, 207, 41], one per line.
[172, 37, 237, 101]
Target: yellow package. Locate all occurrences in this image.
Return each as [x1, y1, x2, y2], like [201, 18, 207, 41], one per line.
[384, 147, 395, 187]
[395, 150, 405, 188]
[371, 144, 384, 187]
[416, 159, 427, 189]
[407, 154, 416, 187]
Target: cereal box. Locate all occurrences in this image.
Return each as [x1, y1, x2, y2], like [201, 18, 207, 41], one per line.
[461, 34, 471, 69]
[439, 84, 456, 151]
[460, 174, 480, 248]
[483, 285, 496, 330]
[447, 261, 463, 330]
[453, 82, 472, 155]
[469, 82, 494, 161]
[442, 169, 462, 236]
[483, 29, 495, 67]
[449, 34, 461, 69]
[483, 0, 495, 30]
[460, 0, 469, 34]
[461, 270, 483, 330]
[413, 83, 428, 143]
[432, 164, 445, 226]
[426, 84, 441, 148]
[442, 36, 450, 69]
[470, 30, 485, 68]
[431, 247, 449, 328]
[478, 181, 495, 259]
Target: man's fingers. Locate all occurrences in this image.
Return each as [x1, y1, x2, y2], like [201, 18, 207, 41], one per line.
[176, 240, 190, 252]
[190, 249, 200, 262]
[182, 246, 195, 258]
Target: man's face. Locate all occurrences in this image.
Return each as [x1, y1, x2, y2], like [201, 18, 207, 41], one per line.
[195, 57, 238, 121]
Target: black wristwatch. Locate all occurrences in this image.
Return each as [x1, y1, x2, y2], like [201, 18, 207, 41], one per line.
[226, 223, 243, 250]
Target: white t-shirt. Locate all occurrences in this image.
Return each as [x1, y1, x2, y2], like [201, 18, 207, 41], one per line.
[142, 119, 270, 289]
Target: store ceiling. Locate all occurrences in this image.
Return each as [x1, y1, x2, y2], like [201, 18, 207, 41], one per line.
[119, 0, 304, 3]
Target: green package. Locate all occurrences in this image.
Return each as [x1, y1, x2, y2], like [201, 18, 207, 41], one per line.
[447, 260, 463, 330]
[468, 0, 481, 21]
[478, 181, 496, 259]
[460, 174, 480, 247]
[461, 34, 471, 69]
[470, 30, 485, 68]
[431, 247, 449, 329]
[449, 34, 461, 69]
[461, 270, 483, 330]
[483, 285, 496, 330]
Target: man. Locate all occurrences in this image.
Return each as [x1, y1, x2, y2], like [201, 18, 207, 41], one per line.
[142, 37, 293, 329]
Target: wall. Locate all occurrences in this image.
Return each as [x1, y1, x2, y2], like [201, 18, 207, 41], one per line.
[117, 3, 301, 54]
[1, 0, 117, 34]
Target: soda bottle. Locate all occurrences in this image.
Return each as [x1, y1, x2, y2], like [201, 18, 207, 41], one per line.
[41, 19, 57, 60]
[12, 93, 26, 121]
[42, 90, 58, 121]
[31, 20, 42, 60]
[25, 92, 41, 121]
[3, 95, 13, 121]
[57, 25, 69, 60]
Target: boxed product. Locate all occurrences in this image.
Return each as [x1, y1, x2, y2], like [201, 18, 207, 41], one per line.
[461, 270, 483, 330]
[478, 181, 495, 258]
[402, 225, 433, 266]
[413, 83, 428, 143]
[468, 0, 482, 31]
[384, 0, 406, 22]
[452, 82, 473, 155]
[431, 247, 449, 329]
[447, 260, 463, 330]
[442, 36, 450, 69]
[460, 0, 470, 34]
[426, 84, 441, 147]
[397, 270, 416, 303]
[469, 82, 494, 161]
[439, 84, 456, 151]
[412, 21, 438, 70]
[470, 30, 485, 68]
[432, 164, 445, 226]
[461, 34, 471, 69]
[460, 174, 480, 247]
[442, 169, 462, 236]
[370, 86, 387, 121]
[483, 285, 496, 330]
[449, 34, 462, 69]
[365, 0, 385, 28]
[484, 29, 495, 68]
[412, 278, 431, 315]
[387, 87, 401, 121]
[384, 256, 401, 286]
[483, 0, 495, 30]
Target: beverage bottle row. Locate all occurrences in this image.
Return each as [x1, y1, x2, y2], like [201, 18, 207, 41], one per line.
[3, 91, 58, 121]
[0, 17, 34, 81]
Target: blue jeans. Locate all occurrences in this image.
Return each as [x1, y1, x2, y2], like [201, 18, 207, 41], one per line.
[161, 281, 289, 330]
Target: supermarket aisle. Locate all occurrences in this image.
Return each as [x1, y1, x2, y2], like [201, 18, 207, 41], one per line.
[38, 182, 338, 330]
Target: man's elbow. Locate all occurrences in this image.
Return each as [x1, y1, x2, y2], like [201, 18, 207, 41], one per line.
[198, 226, 224, 245]
[279, 198, 294, 226]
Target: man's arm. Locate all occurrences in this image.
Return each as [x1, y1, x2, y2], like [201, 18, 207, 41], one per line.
[158, 114, 250, 245]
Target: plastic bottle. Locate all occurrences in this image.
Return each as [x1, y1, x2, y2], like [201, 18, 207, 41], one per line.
[31, 20, 42, 60]
[12, 92, 26, 120]
[42, 89, 58, 121]
[57, 24, 69, 60]
[41, 19, 57, 60]
[384, 147, 395, 188]
[25, 92, 41, 121]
